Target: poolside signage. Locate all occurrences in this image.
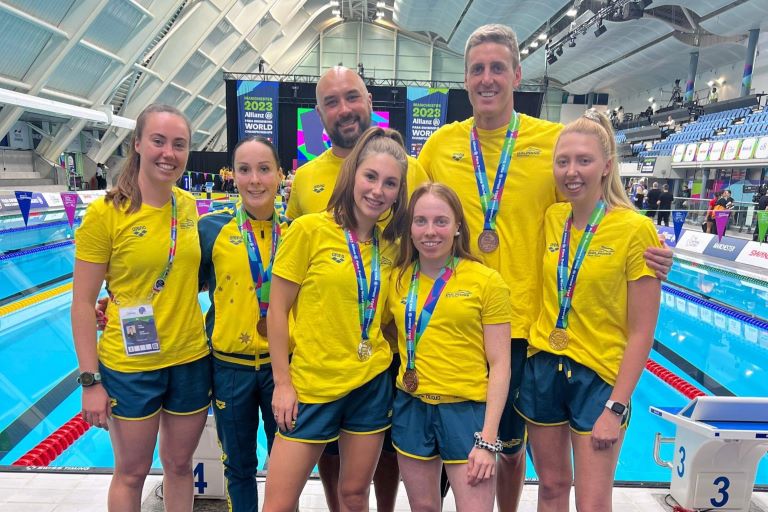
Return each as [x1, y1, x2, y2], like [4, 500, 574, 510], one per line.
[735, 241, 768, 270]
[722, 139, 741, 160]
[702, 235, 748, 261]
[672, 211, 687, 242]
[236, 80, 279, 146]
[672, 144, 686, 162]
[695, 142, 710, 161]
[676, 231, 714, 254]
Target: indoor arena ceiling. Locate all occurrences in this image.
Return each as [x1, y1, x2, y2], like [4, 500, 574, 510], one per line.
[0, 0, 765, 154]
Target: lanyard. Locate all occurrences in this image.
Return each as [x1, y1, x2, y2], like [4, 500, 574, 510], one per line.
[236, 205, 281, 318]
[470, 112, 520, 231]
[404, 258, 456, 370]
[555, 201, 607, 329]
[345, 227, 380, 341]
[149, 192, 178, 296]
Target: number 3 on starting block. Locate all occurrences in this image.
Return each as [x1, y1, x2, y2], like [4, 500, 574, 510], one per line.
[695, 473, 746, 509]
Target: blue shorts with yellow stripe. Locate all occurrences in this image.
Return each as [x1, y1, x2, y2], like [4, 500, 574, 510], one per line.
[514, 351, 630, 433]
[100, 355, 212, 420]
[279, 369, 393, 444]
[391, 390, 485, 463]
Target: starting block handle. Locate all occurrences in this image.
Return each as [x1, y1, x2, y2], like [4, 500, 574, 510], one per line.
[653, 432, 675, 469]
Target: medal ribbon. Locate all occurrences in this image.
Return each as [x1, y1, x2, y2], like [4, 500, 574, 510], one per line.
[470, 112, 520, 232]
[405, 257, 457, 370]
[555, 200, 607, 329]
[236, 205, 281, 320]
[345, 228, 381, 341]
[149, 192, 178, 296]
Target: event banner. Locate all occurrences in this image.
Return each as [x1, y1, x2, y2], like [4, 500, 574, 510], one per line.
[405, 87, 448, 157]
[236, 81, 279, 146]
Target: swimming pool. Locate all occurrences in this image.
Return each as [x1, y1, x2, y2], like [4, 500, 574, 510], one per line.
[1, 211, 766, 485]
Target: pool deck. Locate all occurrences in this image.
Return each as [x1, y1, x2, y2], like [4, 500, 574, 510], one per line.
[1, 472, 767, 511]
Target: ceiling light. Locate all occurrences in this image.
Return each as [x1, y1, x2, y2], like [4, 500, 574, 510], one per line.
[332, 8, 340, 16]
[538, 33, 547, 40]
[530, 41, 539, 48]
[567, 8, 578, 16]
[555, 46, 563, 56]
[376, 1, 385, 6]
[568, 35, 576, 48]
[376, 10, 384, 17]
[707, 80, 714, 87]
[594, 22, 607, 37]
[521, 48, 529, 55]
[330, 0, 339, 5]
[648, 97, 654, 102]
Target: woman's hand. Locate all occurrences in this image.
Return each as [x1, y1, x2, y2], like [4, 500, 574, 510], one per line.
[591, 410, 622, 451]
[82, 385, 112, 430]
[272, 382, 299, 433]
[466, 447, 496, 486]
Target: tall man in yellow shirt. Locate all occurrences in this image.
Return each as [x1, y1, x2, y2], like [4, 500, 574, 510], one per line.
[285, 65, 426, 512]
[418, 24, 673, 511]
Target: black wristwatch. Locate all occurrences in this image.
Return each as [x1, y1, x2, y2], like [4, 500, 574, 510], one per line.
[605, 399, 627, 417]
[77, 371, 102, 387]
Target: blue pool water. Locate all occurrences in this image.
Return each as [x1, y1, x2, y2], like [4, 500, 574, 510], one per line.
[1, 215, 766, 485]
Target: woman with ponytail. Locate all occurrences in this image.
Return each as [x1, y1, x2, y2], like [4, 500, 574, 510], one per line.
[72, 104, 210, 510]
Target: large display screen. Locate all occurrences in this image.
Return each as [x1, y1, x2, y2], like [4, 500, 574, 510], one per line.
[297, 108, 390, 163]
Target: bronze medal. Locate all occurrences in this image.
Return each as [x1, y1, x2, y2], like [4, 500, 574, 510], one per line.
[357, 340, 372, 361]
[257, 317, 268, 338]
[478, 229, 499, 253]
[548, 328, 569, 351]
[403, 368, 419, 393]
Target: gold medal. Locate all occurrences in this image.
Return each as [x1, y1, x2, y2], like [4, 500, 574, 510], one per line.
[403, 368, 419, 393]
[257, 317, 268, 338]
[549, 328, 569, 351]
[357, 340, 372, 361]
[478, 229, 499, 253]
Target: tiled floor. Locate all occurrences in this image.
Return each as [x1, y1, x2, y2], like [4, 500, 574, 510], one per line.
[1, 472, 767, 511]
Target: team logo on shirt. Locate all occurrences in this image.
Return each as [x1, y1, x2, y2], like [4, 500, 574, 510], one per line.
[381, 256, 392, 266]
[452, 153, 464, 161]
[331, 252, 345, 263]
[215, 399, 226, 410]
[239, 332, 252, 344]
[179, 218, 195, 229]
[588, 245, 615, 257]
[313, 184, 325, 193]
[548, 242, 559, 252]
[229, 236, 243, 245]
[132, 225, 148, 237]
[515, 147, 541, 158]
[445, 290, 471, 298]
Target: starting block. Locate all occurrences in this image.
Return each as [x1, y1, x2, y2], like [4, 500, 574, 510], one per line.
[651, 396, 768, 511]
[191, 411, 226, 499]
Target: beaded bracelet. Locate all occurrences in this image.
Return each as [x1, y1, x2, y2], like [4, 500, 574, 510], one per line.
[473, 432, 503, 453]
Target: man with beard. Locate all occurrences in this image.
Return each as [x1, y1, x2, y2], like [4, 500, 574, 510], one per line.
[287, 66, 426, 220]
[285, 65, 427, 512]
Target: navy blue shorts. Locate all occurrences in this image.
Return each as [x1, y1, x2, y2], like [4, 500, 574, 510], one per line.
[279, 369, 393, 444]
[514, 351, 630, 433]
[392, 390, 485, 463]
[100, 355, 212, 420]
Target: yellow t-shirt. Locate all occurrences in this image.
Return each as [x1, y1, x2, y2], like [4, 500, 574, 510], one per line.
[530, 203, 662, 385]
[198, 206, 289, 365]
[75, 189, 208, 372]
[271, 212, 396, 403]
[286, 148, 429, 219]
[388, 259, 511, 402]
[418, 115, 563, 338]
